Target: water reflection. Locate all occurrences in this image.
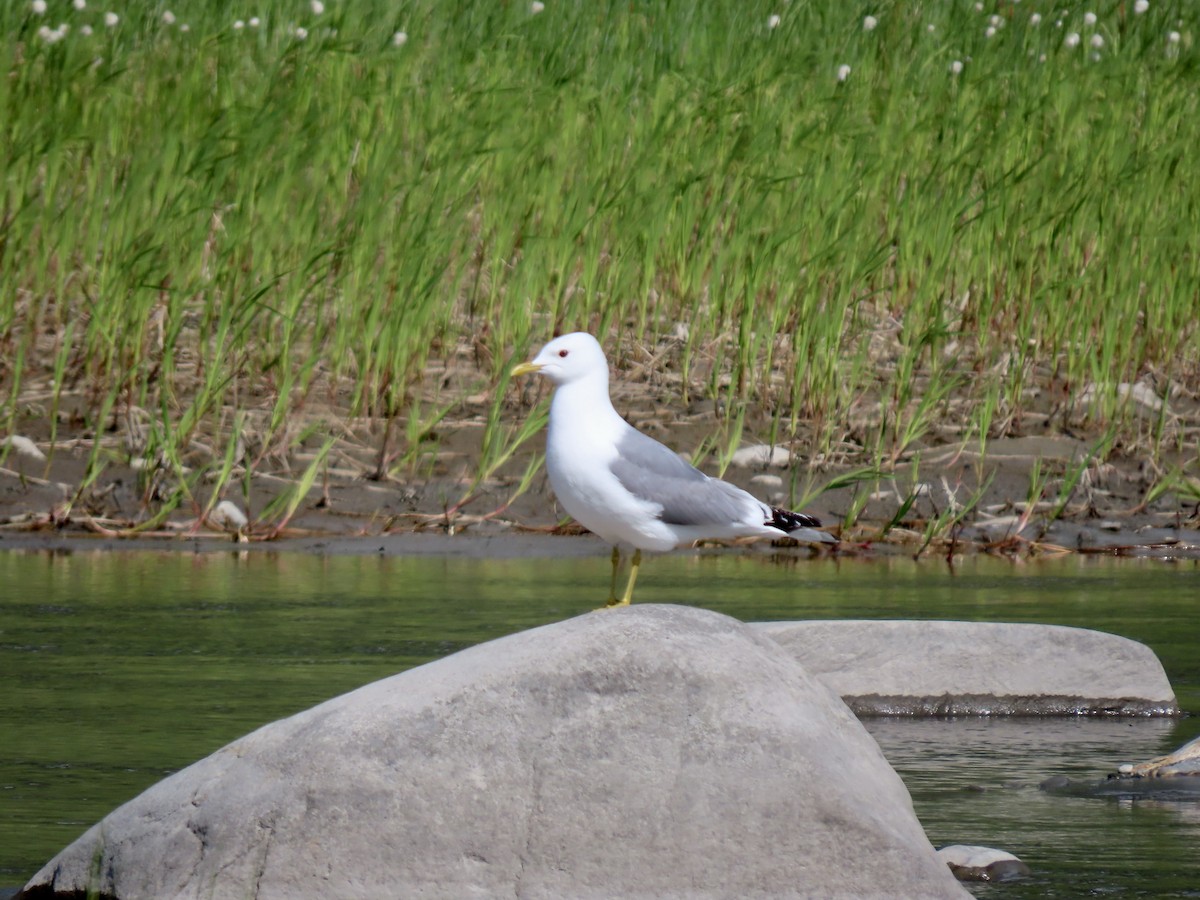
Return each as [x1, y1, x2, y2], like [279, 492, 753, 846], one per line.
[1, 548, 1198, 896]
[865, 717, 1200, 898]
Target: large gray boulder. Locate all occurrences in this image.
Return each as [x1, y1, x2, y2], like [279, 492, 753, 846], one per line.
[20, 605, 966, 900]
[753, 620, 1176, 716]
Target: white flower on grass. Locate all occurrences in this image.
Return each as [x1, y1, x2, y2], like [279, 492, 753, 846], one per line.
[104, 11, 118, 26]
[927, 23, 935, 32]
[310, 0, 324, 13]
[863, 14, 877, 31]
[392, 29, 407, 46]
[73, 0, 86, 10]
[1083, 11, 1097, 26]
[249, 16, 260, 27]
[80, 23, 92, 34]
[1167, 30, 1180, 43]
[179, 22, 189, 31]
[1030, 13, 1041, 25]
[1064, 31, 1080, 47]
[37, 24, 57, 42]
[949, 59, 963, 74]
[1038, 52, 1047, 62]
[989, 14, 1002, 27]
[162, 9, 175, 24]
[233, 19, 244, 29]
[31, 0, 47, 13]
[985, 25, 996, 38]
[293, 25, 308, 39]
[531, 1, 544, 13]
[768, 14, 781, 29]
[973, 2, 983, 11]
[1134, 0, 1149, 13]
[1090, 33, 1104, 48]
[836, 63, 851, 81]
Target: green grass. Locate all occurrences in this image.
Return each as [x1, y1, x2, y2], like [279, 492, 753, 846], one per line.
[1, 0, 1198, 531]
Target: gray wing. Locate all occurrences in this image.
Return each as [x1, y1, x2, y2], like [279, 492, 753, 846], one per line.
[610, 427, 759, 527]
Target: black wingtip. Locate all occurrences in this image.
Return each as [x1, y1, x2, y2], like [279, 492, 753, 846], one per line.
[769, 507, 823, 531]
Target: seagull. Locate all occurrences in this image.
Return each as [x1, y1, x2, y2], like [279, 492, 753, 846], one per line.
[511, 333, 837, 606]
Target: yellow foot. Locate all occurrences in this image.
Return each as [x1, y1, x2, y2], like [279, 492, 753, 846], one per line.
[595, 596, 631, 611]
[593, 548, 641, 609]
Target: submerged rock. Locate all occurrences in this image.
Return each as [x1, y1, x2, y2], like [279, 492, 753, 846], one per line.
[18, 605, 967, 900]
[753, 620, 1177, 716]
[937, 845, 1030, 882]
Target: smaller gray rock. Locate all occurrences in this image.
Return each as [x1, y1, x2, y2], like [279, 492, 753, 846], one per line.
[937, 845, 1030, 882]
[754, 620, 1177, 716]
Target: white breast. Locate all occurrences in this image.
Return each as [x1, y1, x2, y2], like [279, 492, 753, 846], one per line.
[543, 389, 678, 552]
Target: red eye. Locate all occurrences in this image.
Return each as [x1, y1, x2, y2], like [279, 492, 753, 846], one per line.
[558, 349, 569, 358]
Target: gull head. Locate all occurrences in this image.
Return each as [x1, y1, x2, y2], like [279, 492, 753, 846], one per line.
[511, 332, 608, 387]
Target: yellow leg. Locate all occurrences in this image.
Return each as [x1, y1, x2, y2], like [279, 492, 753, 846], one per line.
[606, 549, 641, 607]
[606, 546, 620, 605]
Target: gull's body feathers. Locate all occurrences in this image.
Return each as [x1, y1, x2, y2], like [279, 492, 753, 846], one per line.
[524, 332, 835, 553]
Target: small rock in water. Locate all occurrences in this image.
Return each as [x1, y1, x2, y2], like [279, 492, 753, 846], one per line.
[937, 844, 1031, 882]
[1039, 774, 1072, 791]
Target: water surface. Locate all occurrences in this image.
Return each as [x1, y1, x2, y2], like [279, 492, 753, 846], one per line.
[1, 548, 1198, 895]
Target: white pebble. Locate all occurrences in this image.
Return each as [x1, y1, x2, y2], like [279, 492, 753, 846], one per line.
[211, 500, 250, 531]
[4, 435, 46, 461]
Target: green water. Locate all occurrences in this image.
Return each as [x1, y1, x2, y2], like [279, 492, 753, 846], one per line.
[1, 548, 1198, 895]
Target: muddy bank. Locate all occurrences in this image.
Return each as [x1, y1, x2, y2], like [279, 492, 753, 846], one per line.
[2, 382, 1198, 558]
